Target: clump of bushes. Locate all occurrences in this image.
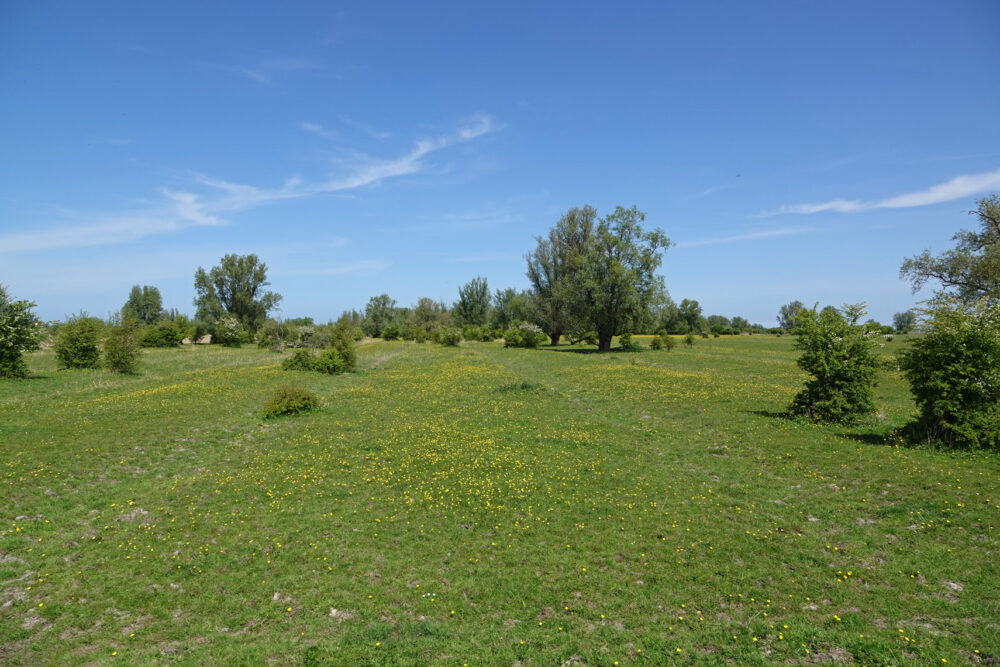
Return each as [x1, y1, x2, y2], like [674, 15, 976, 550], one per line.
[262, 386, 320, 419]
[104, 315, 142, 374]
[684, 333, 696, 347]
[788, 304, 880, 422]
[282, 349, 317, 371]
[617, 333, 641, 351]
[649, 333, 676, 351]
[0, 285, 41, 378]
[503, 323, 547, 348]
[281, 329, 356, 374]
[434, 327, 463, 346]
[141, 319, 185, 347]
[312, 348, 345, 375]
[381, 324, 402, 341]
[54, 314, 103, 369]
[899, 299, 1000, 449]
[213, 315, 246, 347]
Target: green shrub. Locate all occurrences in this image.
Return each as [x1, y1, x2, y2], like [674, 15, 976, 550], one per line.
[104, 314, 141, 374]
[899, 299, 1000, 449]
[0, 285, 41, 378]
[140, 320, 184, 347]
[618, 333, 641, 351]
[436, 327, 462, 346]
[55, 314, 103, 369]
[649, 335, 664, 350]
[503, 322, 547, 348]
[262, 386, 320, 419]
[662, 335, 677, 351]
[213, 315, 245, 347]
[382, 324, 401, 341]
[329, 326, 357, 372]
[462, 324, 483, 342]
[789, 304, 880, 422]
[312, 348, 344, 375]
[684, 333, 696, 347]
[282, 349, 316, 371]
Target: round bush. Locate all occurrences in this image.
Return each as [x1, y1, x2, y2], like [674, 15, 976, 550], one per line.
[105, 316, 141, 374]
[0, 285, 41, 378]
[55, 314, 103, 369]
[262, 386, 320, 419]
[282, 349, 315, 371]
[900, 299, 1000, 449]
[436, 327, 462, 346]
[312, 348, 344, 375]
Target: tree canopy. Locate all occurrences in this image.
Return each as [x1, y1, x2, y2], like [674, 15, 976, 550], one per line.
[193, 254, 281, 333]
[568, 206, 670, 351]
[526, 206, 597, 346]
[777, 300, 805, 331]
[123, 285, 164, 324]
[900, 194, 1000, 305]
[452, 277, 491, 327]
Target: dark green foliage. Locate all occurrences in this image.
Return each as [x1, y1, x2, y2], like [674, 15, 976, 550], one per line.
[0, 285, 41, 378]
[497, 381, 544, 392]
[329, 325, 357, 372]
[649, 335, 664, 350]
[789, 304, 880, 422]
[312, 348, 344, 375]
[54, 314, 103, 369]
[381, 324, 401, 341]
[362, 294, 396, 338]
[258, 319, 294, 350]
[282, 349, 316, 371]
[662, 334, 677, 351]
[618, 333, 641, 351]
[490, 288, 532, 331]
[122, 285, 163, 324]
[684, 333, 696, 347]
[893, 310, 917, 333]
[899, 299, 1000, 449]
[526, 206, 597, 346]
[453, 277, 491, 327]
[261, 386, 320, 419]
[435, 327, 462, 346]
[194, 254, 282, 333]
[140, 320, 185, 347]
[462, 324, 484, 342]
[104, 315, 142, 374]
[569, 206, 670, 351]
[503, 323, 547, 348]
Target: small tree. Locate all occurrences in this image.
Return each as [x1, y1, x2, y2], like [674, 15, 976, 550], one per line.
[777, 300, 805, 332]
[892, 310, 917, 333]
[104, 314, 142, 374]
[899, 298, 1000, 449]
[453, 277, 491, 327]
[362, 294, 396, 338]
[194, 254, 282, 333]
[0, 285, 41, 378]
[122, 285, 164, 324]
[55, 314, 103, 369]
[788, 303, 880, 421]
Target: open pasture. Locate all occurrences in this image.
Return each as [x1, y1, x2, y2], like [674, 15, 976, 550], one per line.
[1, 336, 997, 665]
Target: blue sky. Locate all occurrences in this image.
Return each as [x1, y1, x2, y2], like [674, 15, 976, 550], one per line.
[2, 1, 999, 325]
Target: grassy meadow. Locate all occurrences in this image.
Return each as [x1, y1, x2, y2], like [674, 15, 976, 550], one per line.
[1, 335, 998, 665]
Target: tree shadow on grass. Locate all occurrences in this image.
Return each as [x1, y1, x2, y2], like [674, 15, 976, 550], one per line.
[538, 346, 639, 355]
[748, 409, 903, 447]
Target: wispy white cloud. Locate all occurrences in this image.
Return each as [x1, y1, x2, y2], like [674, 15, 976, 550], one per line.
[764, 168, 1000, 216]
[300, 121, 338, 140]
[676, 226, 810, 248]
[217, 56, 323, 84]
[0, 116, 497, 254]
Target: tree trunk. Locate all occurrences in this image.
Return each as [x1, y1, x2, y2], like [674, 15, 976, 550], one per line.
[549, 332, 561, 346]
[597, 331, 614, 352]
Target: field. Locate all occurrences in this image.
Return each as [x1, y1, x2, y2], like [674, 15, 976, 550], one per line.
[1, 336, 998, 665]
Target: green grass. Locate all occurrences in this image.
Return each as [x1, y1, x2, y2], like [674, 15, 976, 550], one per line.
[1, 336, 997, 665]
